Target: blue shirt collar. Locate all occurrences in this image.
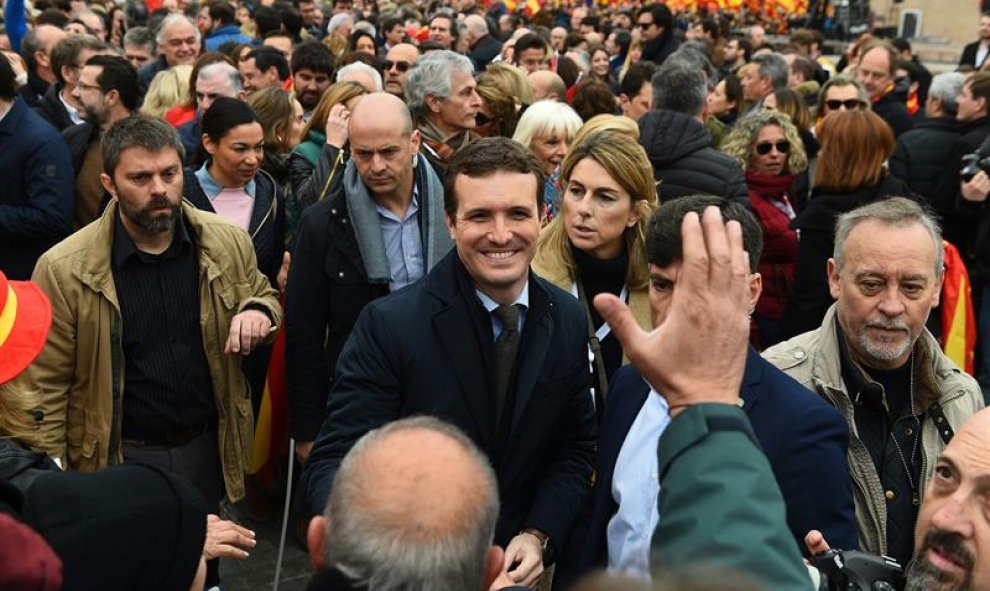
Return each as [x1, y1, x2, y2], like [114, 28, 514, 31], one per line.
[475, 281, 530, 314]
[195, 162, 256, 200]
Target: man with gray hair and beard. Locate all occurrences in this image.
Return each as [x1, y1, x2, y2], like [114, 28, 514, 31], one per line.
[764, 198, 983, 570]
[305, 416, 523, 590]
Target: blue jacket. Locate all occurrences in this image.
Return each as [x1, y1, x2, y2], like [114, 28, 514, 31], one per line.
[204, 24, 253, 51]
[299, 250, 597, 548]
[0, 97, 73, 279]
[557, 347, 857, 588]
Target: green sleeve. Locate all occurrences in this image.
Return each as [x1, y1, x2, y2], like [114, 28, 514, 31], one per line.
[652, 404, 814, 590]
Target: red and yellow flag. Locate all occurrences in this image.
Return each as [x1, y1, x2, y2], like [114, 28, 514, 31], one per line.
[941, 241, 977, 375]
[248, 318, 289, 484]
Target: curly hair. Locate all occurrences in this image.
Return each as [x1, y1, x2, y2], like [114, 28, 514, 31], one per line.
[720, 110, 808, 174]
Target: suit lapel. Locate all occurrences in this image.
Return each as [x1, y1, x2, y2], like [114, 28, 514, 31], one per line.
[741, 345, 763, 413]
[508, 279, 553, 435]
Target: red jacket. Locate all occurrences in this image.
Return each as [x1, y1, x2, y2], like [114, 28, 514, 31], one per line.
[747, 170, 797, 320]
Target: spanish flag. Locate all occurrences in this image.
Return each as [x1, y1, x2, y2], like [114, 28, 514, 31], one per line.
[941, 241, 977, 375]
[505, 0, 541, 15]
[248, 320, 289, 484]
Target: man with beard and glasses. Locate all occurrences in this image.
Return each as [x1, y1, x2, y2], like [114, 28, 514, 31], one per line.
[6, 115, 280, 589]
[765, 198, 984, 569]
[64, 55, 139, 229]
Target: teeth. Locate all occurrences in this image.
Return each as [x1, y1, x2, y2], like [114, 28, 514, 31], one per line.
[486, 251, 514, 259]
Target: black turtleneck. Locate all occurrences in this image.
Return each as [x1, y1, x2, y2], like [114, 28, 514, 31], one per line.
[572, 245, 628, 383]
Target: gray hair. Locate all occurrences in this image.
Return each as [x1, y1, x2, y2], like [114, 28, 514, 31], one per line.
[198, 62, 243, 93]
[404, 50, 475, 122]
[124, 26, 157, 55]
[833, 197, 944, 277]
[669, 43, 715, 82]
[752, 53, 788, 92]
[155, 14, 200, 47]
[928, 71, 966, 118]
[653, 63, 707, 117]
[336, 62, 383, 91]
[325, 416, 499, 591]
[328, 13, 353, 34]
[102, 116, 185, 177]
[463, 14, 488, 36]
[353, 20, 376, 36]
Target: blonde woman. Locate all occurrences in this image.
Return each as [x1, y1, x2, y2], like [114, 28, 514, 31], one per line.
[532, 130, 657, 407]
[139, 64, 192, 118]
[512, 100, 583, 220]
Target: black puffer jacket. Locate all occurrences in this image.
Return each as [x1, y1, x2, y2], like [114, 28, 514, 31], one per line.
[889, 117, 961, 202]
[639, 110, 749, 205]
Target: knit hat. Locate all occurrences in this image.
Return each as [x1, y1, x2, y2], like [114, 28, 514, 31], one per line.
[0, 513, 63, 591]
[0, 271, 52, 385]
[20, 464, 208, 591]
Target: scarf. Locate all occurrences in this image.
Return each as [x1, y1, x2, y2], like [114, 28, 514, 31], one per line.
[418, 118, 473, 163]
[342, 153, 452, 284]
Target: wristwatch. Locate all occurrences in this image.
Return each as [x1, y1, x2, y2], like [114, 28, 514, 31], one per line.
[521, 527, 554, 566]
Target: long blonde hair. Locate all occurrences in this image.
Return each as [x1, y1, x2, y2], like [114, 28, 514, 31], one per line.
[300, 80, 369, 140]
[533, 130, 658, 291]
[139, 64, 193, 118]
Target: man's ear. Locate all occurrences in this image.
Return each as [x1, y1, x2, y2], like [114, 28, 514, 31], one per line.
[481, 545, 504, 591]
[425, 93, 443, 114]
[827, 258, 841, 301]
[100, 173, 117, 198]
[306, 515, 327, 571]
[748, 272, 762, 313]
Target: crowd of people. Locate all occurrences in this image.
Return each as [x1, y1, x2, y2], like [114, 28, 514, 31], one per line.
[3, 0, 990, 590]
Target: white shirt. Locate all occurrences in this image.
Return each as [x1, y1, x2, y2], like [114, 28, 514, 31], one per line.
[59, 90, 84, 126]
[606, 383, 671, 580]
[978, 41, 990, 68]
[476, 283, 530, 338]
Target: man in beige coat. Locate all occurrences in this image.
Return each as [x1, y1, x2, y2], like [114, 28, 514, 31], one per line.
[9, 116, 281, 585]
[764, 198, 983, 568]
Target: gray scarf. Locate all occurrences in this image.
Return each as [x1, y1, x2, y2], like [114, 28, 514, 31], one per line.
[342, 154, 452, 284]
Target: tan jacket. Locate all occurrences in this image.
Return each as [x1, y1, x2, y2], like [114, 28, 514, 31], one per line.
[531, 257, 652, 365]
[13, 201, 282, 502]
[763, 305, 983, 555]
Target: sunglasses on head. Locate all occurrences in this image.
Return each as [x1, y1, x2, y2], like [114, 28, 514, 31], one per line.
[755, 140, 790, 155]
[825, 98, 863, 111]
[383, 60, 410, 73]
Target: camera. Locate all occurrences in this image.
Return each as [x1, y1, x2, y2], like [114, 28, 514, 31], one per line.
[961, 152, 990, 182]
[812, 549, 903, 591]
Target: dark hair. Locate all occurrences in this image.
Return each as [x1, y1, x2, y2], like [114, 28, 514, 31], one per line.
[85, 54, 141, 112]
[572, 79, 617, 121]
[515, 32, 548, 57]
[788, 53, 817, 84]
[563, 31, 586, 51]
[701, 19, 719, 40]
[247, 46, 290, 79]
[647, 195, 762, 272]
[37, 8, 70, 27]
[638, 3, 672, 29]
[277, 4, 303, 38]
[580, 15, 599, 31]
[348, 29, 378, 54]
[382, 17, 404, 35]
[103, 116, 186, 176]
[620, 61, 656, 99]
[201, 97, 261, 143]
[428, 13, 458, 43]
[254, 6, 283, 37]
[207, 1, 237, 26]
[123, 26, 156, 54]
[0, 55, 16, 100]
[51, 34, 105, 85]
[612, 29, 631, 55]
[889, 37, 911, 55]
[727, 35, 752, 62]
[721, 72, 744, 117]
[291, 41, 335, 76]
[653, 63, 707, 116]
[443, 137, 545, 217]
[967, 72, 990, 118]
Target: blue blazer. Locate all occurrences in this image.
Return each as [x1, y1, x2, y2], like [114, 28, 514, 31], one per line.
[557, 347, 858, 587]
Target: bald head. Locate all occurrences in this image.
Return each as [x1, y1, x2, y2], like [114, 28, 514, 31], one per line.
[384, 43, 420, 96]
[350, 91, 412, 136]
[528, 70, 566, 101]
[313, 417, 500, 590]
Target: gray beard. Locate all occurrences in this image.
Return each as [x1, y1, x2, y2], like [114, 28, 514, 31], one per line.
[904, 554, 973, 591]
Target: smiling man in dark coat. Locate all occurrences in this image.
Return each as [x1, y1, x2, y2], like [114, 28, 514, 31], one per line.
[299, 137, 596, 589]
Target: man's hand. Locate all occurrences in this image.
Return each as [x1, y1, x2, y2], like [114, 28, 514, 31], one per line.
[225, 309, 273, 355]
[325, 103, 351, 148]
[295, 439, 314, 463]
[276, 251, 291, 293]
[804, 529, 831, 556]
[594, 207, 750, 415]
[203, 514, 256, 560]
[961, 170, 990, 202]
[502, 532, 544, 587]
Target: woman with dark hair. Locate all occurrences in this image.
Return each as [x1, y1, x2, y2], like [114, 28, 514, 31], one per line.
[589, 47, 616, 89]
[721, 110, 809, 348]
[780, 110, 917, 338]
[348, 29, 378, 57]
[184, 97, 286, 288]
[571, 78, 618, 122]
[707, 72, 744, 126]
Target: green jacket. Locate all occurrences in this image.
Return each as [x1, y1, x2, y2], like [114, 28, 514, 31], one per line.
[653, 404, 814, 590]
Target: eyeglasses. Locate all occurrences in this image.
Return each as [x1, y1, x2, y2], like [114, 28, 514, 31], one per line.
[636, 21, 654, 30]
[825, 98, 863, 111]
[76, 82, 102, 92]
[475, 113, 494, 125]
[383, 60, 410, 73]
[755, 140, 790, 155]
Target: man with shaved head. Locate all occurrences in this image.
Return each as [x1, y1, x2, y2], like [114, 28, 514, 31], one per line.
[382, 43, 420, 99]
[285, 93, 452, 464]
[528, 69, 565, 101]
[306, 416, 506, 589]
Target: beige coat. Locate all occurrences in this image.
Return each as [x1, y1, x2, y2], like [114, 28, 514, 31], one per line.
[763, 305, 983, 555]
[12, 201, 282, 502]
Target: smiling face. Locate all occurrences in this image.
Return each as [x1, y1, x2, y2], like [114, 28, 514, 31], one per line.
[447, 171, 540, 305]
[749, 124, 788, 176]
[828, 220, 942, 370]
[591, 48, 610, 78]
[204, 122, 265, 187]
[161, 18, 200, 67]
[908, 410, 990, 591]
[563, 157, 642, 260]
[530, 132, 569, 175]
